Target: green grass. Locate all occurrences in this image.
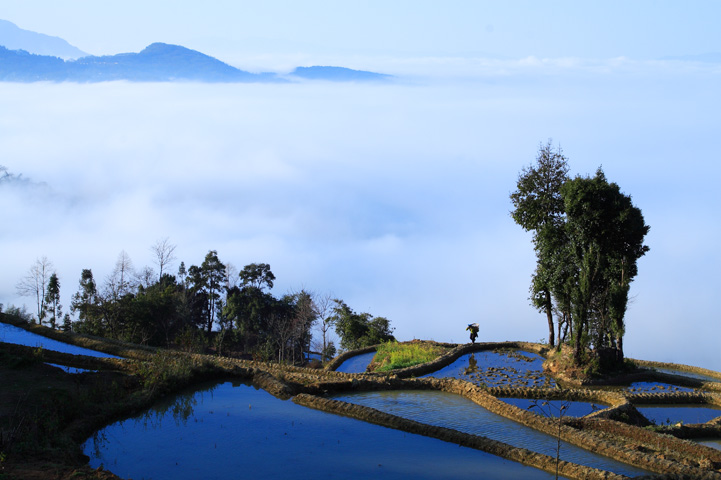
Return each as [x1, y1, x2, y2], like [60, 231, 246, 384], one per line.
[372, 341, 447, 372]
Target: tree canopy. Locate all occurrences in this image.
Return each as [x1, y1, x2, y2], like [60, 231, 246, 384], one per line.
[511, 143, 649, 368]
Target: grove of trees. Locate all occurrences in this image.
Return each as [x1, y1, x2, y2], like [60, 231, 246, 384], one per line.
[10, 244, 392, 364]
[510, 141, 649, 368]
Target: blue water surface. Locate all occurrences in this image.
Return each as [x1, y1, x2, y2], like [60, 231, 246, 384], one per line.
[0, 322, 120, 359]
[84, 381, 558, 480]
[332, 390, 646, 477]
[636, 404, 721, 425]
[335, 351, 376, 373]
[422, 350, 556, 388]
[500, 397, 605, 418]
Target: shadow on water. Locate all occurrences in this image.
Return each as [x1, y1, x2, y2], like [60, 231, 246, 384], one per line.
[331, 390, 646, 477]
[335, 351, 376, 373]
[422, 351, 557, 388]
[84, 380, 559, 480]
[0, 322, 120, 359]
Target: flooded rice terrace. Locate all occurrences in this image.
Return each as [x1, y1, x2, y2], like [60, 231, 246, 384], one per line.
[330, 390, 645, 477]
[84, 380, 558, 480]
[0, 321, 120, 358]
[3, 324, 718, 479]
[636, 404, 721, 426]
[334, 351, 376, 373]
[421, 349, 556, 388]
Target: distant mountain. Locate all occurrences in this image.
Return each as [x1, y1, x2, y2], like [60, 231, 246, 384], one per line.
[0, 43, 281, 83]
[290, 66, 392, 82]
[0, 19, 87, 59]
[0, 39, 392, 84]
[70, 43, 279, 82]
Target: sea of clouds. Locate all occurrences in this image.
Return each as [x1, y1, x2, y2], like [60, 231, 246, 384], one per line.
[1, 58, 719, 370]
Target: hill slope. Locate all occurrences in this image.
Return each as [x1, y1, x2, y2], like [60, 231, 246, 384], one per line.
[0, 19, 87, 59]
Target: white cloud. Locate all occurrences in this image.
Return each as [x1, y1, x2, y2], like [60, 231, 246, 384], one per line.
[0, 66, 719, 371]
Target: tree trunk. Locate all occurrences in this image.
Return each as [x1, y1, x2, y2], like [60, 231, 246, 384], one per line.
[544, 288, 555, 347]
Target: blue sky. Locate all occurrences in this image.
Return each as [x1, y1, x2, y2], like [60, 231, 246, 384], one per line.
[1, 1, 720, 61]
[0, 2, 720, 370]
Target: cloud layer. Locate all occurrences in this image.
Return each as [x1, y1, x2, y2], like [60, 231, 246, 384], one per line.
[1, 63, 719, 370]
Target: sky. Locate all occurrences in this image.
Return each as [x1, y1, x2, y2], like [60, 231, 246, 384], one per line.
[1, 2, 720, 370]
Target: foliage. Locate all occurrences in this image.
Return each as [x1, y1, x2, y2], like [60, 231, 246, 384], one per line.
[331, 300, 395, 351]
[372, 341, 445, 371]
[511, 143, 649, 368]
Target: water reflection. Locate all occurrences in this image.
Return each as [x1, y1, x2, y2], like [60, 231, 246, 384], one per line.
[331, 390, 645, 477]
[0, 322, 120, 359]
[424, 350, 556, 388]
[84, 381, 559, 479]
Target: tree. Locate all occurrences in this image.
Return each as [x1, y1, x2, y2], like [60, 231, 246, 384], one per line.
[561, 168, 649, 364]
[511, 144, 649, 369]
[331, 300, 394, 351]
[16, 256, 54, 322]
[239, 263, 275, 291]
[71, 269, 101, 333]
[151, 237, 177, 280]
[106, 250, 136, 300]
[510, 141, 569, 347]
[313, 293, 336, 361]
[44, 272, 62, 329]
[188, 250, 226, 333]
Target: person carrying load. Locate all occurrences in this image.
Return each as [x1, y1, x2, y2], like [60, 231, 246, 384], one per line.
[466, 323, 479, 344]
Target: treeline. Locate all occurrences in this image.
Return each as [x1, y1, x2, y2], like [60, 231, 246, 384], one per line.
[8, 242, 394, 363]
[510, 141, 650, 369]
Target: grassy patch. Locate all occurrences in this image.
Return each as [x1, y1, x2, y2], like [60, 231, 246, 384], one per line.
[371, 341, 446, 372]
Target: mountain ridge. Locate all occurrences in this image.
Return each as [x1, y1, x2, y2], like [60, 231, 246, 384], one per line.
[0, 19, 87, 59]
[0, 41, 392, 83]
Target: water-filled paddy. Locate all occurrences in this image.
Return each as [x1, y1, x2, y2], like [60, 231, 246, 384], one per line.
[699, 439, 721, 451]
[335, 351, 376, 373]
[499, 398, 604, 418]
[331, 390, 646, 477]
[0, 322, 120, 358]
[422, 350, 556, 388]
[84, 380, 558, 479]
[655, 368, 720, 383]
[625, 382, 694, 393]
[636, 404, 721, 425]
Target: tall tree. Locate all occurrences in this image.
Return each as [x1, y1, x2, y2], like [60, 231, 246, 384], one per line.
[313, 292, 336, 361]
[106, 250, 136, 300]
[151, 237, 177, 279]
[561, 168, 649, 364]
[510, 141, 569, 347]
[44, 272, 62, 329]
[71, 269, 100, 329]
[16, 256, 53, 322]
[188, 250, 226, 333]
[239, 263, 275, 291]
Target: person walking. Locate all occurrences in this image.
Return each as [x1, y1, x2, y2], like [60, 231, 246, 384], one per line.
[466, 323, 479, 343]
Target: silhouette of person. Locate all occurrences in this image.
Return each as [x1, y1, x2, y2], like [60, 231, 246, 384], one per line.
[466, 323, 479, 343]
